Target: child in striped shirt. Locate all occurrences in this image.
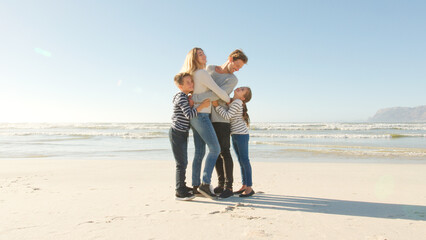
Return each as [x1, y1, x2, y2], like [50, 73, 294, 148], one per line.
[212, 87, 254, 197]
[170, 72, 210, 201]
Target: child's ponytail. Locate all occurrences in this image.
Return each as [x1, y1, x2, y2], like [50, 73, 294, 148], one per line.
[242, 102, 250, 126]
[242, 87, 252, 127]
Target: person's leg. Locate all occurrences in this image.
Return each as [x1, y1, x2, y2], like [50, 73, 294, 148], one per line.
[232, 135, 246, 186]
[168, 128, 189, 194]
[212, 123, 234, 198]
[214, 155, 224, 187]
[233, 134, 252, 187]
[220, 123, 233, 190]
[190, 123, 205, 188]
[190, 113, 220, 185]
[213, 122, 233, 190]
[237, 135, 254, 197]
[213, 123, 225, 189]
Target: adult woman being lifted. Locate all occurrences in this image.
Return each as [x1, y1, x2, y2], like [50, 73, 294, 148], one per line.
[181, 47, 230, 199]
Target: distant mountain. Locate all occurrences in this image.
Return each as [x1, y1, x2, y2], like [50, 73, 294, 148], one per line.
[369, 105, 426, 122]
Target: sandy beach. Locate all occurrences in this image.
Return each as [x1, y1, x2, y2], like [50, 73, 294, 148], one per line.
[1, 159, 425, 240]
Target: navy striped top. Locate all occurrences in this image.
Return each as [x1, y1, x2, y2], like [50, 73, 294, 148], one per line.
[171, 92, 198, 132]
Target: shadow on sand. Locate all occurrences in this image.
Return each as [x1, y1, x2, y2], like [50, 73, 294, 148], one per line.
[193, 193, 426, 221]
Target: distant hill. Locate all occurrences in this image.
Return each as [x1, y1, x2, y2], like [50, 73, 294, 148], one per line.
[369, 105, 426, 122]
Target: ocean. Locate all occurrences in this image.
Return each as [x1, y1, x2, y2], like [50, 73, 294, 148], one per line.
[1, 122, 426, 162]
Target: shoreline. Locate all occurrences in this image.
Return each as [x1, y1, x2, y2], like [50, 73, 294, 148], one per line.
[3, 156, 426, 164]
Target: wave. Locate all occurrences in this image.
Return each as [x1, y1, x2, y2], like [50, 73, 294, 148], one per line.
[282, 148, 426, 158]
[1, 122, 425, 141]
[112, 149, 169, 153]
[250, 133, 426, 139]
[250, 123, 426, 131]
[1, 131, 425, 140]
[0, 123, 171, 130]
[251, 141, 426, 158]
[0, 154, 55, 158]
[0, 131, 168, 139]
[2, 122, 426, 131]
[390, 134, 410, 138]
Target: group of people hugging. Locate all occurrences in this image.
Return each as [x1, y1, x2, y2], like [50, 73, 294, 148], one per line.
[169, 48, 254, 201]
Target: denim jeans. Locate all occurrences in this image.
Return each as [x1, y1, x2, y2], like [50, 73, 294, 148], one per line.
[232, 134, 252, 187]
[213, 122, 233, 189]
[190, 113, 220, 186]
[169, 128, 189, 194]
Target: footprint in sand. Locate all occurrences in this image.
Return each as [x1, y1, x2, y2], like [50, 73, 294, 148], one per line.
[209, 206, 237, 214]
[244, 229, 271, 238]
[105, 216, 125, 223]
[78, 220, 95, 225]
[231, 214, 263, 220]
[225, 206, 235, 212]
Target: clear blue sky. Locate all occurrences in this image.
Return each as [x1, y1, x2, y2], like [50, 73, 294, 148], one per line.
[1, 0, 425, 122]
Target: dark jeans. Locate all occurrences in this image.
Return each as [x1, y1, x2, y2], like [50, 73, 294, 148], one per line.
[169, 127, 189, 194]
[213, 122, 233, 189]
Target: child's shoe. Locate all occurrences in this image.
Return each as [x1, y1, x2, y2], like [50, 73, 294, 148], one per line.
[239, 189, 255, 198]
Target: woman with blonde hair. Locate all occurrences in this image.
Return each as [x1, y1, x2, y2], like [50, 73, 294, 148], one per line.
[181, 47, 231, 199]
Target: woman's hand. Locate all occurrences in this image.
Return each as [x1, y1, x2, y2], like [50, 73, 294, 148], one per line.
[212, 100, 219, 107]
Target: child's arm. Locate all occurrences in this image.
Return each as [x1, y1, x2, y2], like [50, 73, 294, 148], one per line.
[214, 100, 241, 120]
[177, 96, 210, 120]
[192, 76, 237, 103]
[188, 95, 194, 107]
[176, 94, 198, 120]
[193, 70, 230, 103]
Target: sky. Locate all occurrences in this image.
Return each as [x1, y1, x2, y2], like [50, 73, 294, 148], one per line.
[1, 0, 425, 123]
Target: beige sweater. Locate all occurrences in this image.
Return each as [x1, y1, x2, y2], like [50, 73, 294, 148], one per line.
[192, 69, 230, 113]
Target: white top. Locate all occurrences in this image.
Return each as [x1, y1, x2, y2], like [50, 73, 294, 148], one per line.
[192, 69, 230, 113]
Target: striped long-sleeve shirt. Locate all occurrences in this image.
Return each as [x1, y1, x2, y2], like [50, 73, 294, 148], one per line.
[171, 92, 197, 132]
[215, 99, 249, 135]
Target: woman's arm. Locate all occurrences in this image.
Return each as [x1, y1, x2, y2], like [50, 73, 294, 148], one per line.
[192, 76, 237, 103]
[193, 70, 230, 103]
